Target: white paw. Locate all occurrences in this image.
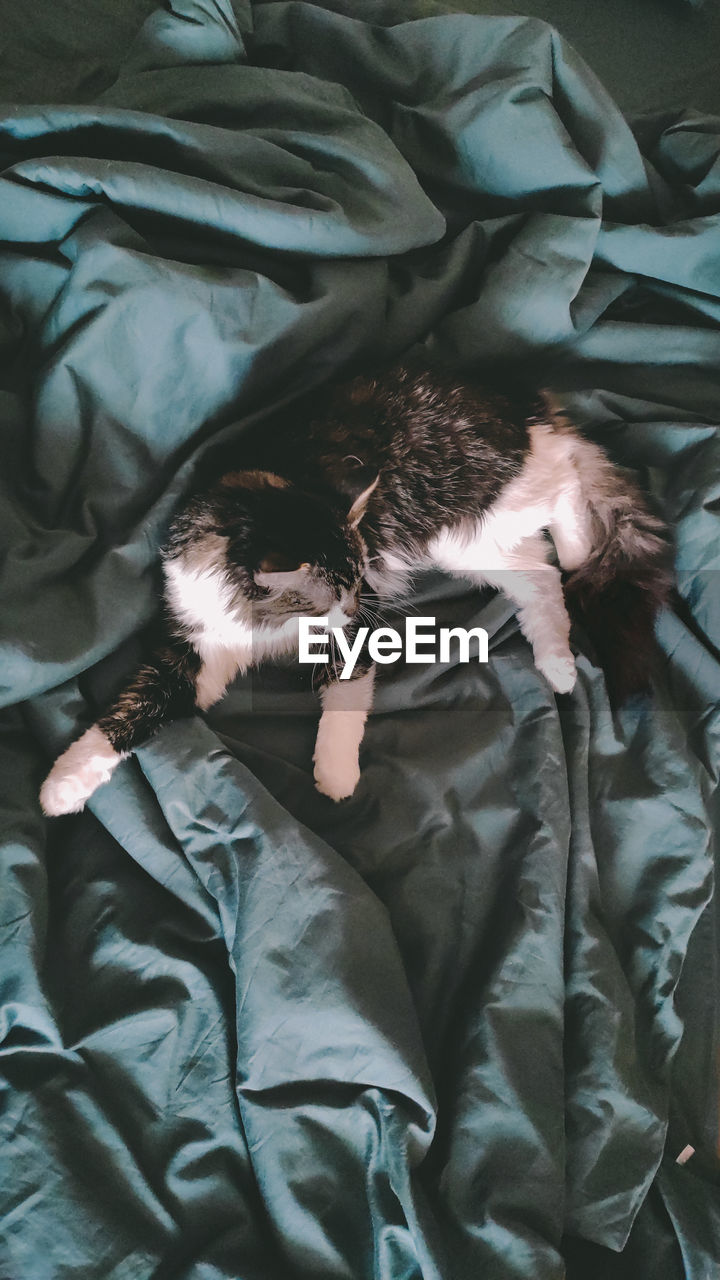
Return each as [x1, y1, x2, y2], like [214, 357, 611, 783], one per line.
[40, 771, 96, 816]
[538, 652, 577, 694]
[40, 727, 125, 817]
[313, 754, 361, 802]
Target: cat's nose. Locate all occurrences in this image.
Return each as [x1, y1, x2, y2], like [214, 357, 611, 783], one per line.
[341, 591, 359, 618]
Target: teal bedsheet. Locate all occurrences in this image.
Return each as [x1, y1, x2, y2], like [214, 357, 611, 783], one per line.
[1, 3, 719, 1277]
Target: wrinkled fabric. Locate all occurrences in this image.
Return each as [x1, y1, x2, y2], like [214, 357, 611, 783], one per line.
[1, 3, 719, 1279]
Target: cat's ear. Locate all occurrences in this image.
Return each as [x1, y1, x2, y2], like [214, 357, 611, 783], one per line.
[346, 475, 379, 528]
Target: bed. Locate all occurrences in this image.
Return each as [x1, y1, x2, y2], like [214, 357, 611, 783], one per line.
[1, 2, 719, 1276]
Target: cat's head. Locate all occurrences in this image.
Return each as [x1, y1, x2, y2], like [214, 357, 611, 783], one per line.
[165, 469, 376, 635]
[236, 470, 377, 627]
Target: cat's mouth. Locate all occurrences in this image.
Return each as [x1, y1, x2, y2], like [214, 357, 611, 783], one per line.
[327, 602, 354, 629]
[264, 600, 355, 628]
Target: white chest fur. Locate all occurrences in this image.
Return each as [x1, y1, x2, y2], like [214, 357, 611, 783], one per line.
[164, 545, 252, 651]
[163, 541, 298, 689]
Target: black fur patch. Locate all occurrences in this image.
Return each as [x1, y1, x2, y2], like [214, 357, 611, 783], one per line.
[98, 636, 201, 753]
[248, 360, 532, 557]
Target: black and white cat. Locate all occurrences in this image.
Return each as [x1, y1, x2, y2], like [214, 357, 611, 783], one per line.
[40, 361, 671, 814]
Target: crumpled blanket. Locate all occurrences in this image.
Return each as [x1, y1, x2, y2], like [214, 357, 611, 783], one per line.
[1, 3, 718, 1277]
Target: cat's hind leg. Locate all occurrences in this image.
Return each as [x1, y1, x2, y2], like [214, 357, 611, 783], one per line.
[481, 533, 576, 693]
[40, 640, 201, 816]
[430, 525, 576, 693]
[548, 488, 593, 571]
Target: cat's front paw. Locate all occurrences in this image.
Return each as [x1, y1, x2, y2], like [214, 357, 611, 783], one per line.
[313, 755, 361, 802]
[538, 652, 577, 695]
[40, 770, 94, 817]
[39, 727, 124, 817]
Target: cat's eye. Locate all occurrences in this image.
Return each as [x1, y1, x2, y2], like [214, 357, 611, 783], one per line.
[258, 552, 311, 574]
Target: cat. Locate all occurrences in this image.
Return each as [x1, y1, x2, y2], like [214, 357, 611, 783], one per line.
[39, 359, 672, 814]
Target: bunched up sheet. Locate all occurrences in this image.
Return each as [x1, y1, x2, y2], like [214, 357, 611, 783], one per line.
[1, 2, 719, 1277]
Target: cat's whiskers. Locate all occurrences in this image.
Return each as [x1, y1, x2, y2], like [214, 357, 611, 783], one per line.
[358, 593, 395, 628]
[328, 633, 341, 686]
[358, 608, 390, 634]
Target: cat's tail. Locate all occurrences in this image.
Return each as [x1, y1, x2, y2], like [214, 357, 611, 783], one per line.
[542, 400, 673, 702]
